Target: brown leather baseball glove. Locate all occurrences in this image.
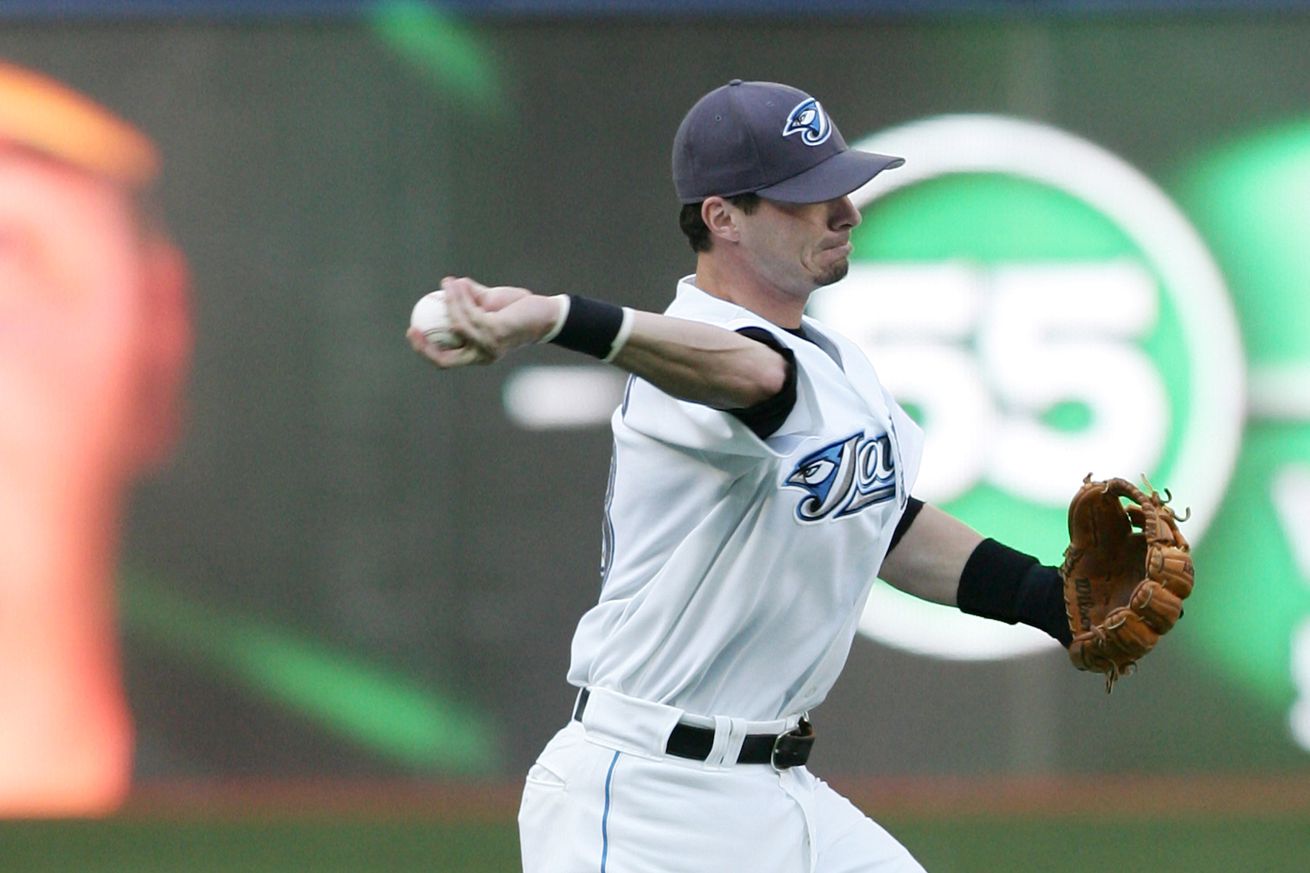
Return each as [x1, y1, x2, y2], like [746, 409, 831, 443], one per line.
[1061, 475, 1195, 692]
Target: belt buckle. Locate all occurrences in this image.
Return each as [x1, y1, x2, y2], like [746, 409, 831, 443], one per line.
[770, 717, 815, 772]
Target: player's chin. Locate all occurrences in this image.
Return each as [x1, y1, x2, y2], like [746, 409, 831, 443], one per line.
[814, 258, 850, 288]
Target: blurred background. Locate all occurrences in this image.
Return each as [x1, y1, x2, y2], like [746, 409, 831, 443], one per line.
[2, 0, 1309, 870]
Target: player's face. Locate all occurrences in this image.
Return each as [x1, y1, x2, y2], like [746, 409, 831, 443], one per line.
[736, 195, 861, 297]
[0, 149, 149, 500]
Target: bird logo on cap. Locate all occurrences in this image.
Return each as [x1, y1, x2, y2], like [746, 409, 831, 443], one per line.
[782, 97, 832, 147]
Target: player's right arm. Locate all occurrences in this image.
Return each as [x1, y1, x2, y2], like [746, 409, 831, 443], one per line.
[408, 276, 789, 411]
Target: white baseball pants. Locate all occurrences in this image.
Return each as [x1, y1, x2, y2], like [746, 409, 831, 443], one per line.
[518, 687, 925, 873]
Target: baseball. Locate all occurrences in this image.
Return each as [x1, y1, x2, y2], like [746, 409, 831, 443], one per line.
[410, 290, 464, 349]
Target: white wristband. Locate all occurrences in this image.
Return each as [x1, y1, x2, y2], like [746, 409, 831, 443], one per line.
[602, 307, 636, 363]
[538, 294, 571, 344]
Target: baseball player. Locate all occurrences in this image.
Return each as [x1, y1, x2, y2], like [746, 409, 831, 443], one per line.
[411, 80, 1078, 872]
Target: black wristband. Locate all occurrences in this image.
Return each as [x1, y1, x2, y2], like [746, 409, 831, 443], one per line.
[549, 295, 628, 360]
[958, 538, 1071, 646]
[1018, 563, 1072, 648]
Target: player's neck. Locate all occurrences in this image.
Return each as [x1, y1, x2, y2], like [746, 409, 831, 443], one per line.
[693, 255, 808, 329]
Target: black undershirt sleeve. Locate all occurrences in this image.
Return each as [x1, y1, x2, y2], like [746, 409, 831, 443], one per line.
[887, 497, 925, 553]
[727, 327, 799, 439]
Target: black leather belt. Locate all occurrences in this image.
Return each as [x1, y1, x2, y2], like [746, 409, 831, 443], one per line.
[572, 688, 814, 770]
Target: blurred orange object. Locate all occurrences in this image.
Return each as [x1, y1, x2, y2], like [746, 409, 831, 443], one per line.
[0, 60, 190, 817]
[0, 60, 158, 187]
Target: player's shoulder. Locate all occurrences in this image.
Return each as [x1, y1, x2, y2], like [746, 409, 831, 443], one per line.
[797, 314, 867, 359]
[669, 278, 822, 359]
[667, 277, 771, 330]
[797, 313, 849, 345]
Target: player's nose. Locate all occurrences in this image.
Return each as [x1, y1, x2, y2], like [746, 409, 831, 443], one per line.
[827, 195, 861, 231]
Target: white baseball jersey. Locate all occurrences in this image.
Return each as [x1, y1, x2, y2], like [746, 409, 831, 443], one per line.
[566, 277, 925, 722]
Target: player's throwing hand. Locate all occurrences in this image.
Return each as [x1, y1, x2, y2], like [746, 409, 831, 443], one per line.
[407, 276, 558, 368]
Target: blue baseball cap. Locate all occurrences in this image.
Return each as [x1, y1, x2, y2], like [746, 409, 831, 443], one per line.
[672, 79, 904, 205]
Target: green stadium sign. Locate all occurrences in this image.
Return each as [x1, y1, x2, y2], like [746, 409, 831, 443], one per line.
[1173, 118, 1310, 751]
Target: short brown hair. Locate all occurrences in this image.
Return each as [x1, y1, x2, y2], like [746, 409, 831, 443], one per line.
[679, 193, 761, 253]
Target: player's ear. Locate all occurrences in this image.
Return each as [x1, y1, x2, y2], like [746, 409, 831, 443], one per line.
[701, 196, 742, 245]
[127, 233, 192, 473]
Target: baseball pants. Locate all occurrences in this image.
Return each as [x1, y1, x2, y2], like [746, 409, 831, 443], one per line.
[518, 687, 925, 873]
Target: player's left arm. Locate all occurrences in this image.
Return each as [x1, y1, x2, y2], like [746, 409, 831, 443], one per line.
[880, 503, 1071, 646]
[877, 503, 980, 607]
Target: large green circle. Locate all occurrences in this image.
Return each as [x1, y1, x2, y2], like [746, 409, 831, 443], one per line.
[849, 172, 1191, 559]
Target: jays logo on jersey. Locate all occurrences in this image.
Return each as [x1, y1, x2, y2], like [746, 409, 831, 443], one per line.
[784, 432, 897, 523]
[782, 97, 832, 147]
